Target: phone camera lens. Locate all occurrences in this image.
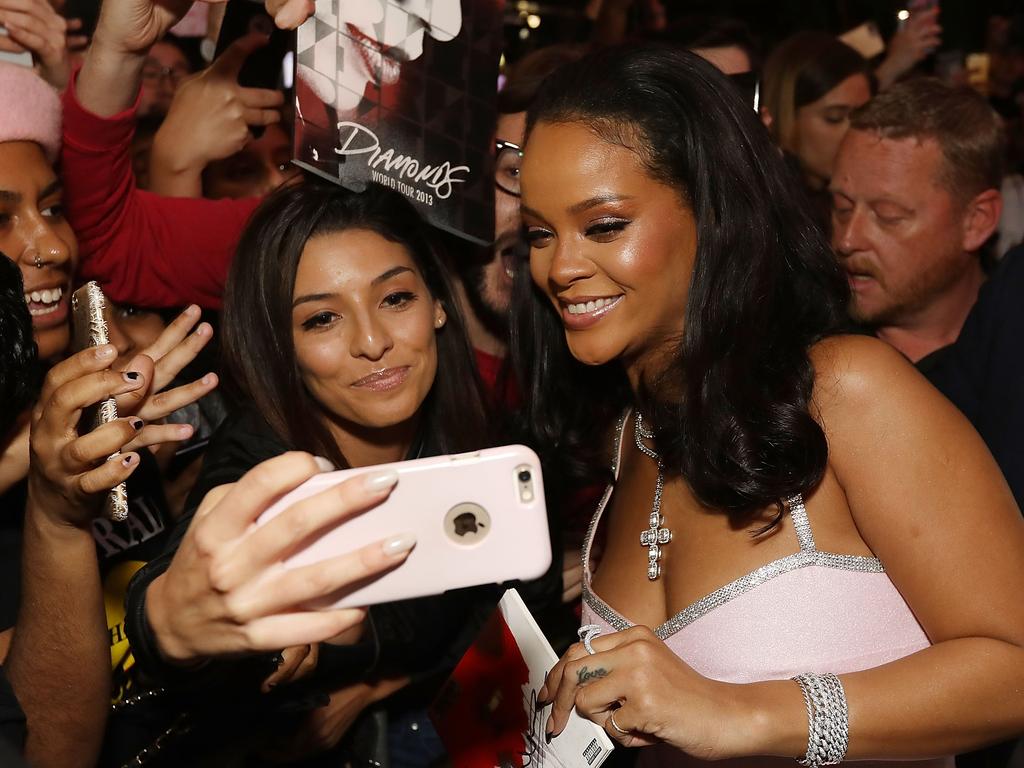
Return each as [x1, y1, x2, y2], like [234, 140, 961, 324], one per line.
[518, 470, 531, 483]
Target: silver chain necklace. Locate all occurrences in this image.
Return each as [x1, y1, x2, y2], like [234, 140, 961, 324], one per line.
[635, 412, 672, 580]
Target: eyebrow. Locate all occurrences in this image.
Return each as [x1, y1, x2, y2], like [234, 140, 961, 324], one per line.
[291, 267, 414, 308]
[372, 266, 413, 286]
[0, 180, 62, 206]
[570, 194, 633, 214]
[292, 292, 335, 309]
[521, 194, 634, 221]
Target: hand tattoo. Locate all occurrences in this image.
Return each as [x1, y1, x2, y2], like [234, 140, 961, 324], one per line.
[576, 666, 609, 685]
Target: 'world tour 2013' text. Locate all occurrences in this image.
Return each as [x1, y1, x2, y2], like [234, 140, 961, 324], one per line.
[334, 121, 470, 200]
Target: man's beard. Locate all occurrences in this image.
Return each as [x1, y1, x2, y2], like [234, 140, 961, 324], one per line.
[848, 252, 972, 329]
[457, 232, 521, 336]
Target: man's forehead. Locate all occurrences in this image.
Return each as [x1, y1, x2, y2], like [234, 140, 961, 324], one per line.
[833, 130, 944, 192]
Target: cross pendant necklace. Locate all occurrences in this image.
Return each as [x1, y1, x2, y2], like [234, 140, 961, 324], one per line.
[634, 412, 672, 580]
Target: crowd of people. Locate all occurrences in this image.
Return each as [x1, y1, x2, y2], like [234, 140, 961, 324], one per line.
[0, 0, 1023, 766]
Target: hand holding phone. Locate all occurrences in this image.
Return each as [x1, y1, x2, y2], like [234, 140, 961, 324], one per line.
[257, 445, 553, 609]
[27, 343, 148, 529]
[144, 453, 414, 664]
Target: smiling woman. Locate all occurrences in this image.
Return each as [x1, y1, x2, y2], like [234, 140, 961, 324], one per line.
[123, 180, 493, 763]
[0, 141, 78, 362]
[221, 179, 483, 470]
[512, 44, 1024, 764]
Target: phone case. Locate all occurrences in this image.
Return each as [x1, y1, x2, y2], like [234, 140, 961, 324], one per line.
[256, 445, 552, 608]
[71, 282, 129, 522]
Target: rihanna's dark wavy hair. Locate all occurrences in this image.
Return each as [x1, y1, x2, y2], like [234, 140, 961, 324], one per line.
[222, 180, 489, 468]
[511, 44, 850, 520]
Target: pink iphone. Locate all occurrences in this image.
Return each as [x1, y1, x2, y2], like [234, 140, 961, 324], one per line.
[256, 445, 551, 608]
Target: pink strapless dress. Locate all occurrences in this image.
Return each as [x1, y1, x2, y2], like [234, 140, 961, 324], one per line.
[579, 412, 953, 768]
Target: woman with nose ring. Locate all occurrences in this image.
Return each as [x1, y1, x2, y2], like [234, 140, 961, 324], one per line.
[0, 61, 221, 767]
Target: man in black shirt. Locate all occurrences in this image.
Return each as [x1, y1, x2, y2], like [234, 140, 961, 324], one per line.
[830, 77, 1021, 768]
[922, 249, 1024, 508]
[829, 77, 1021, 508]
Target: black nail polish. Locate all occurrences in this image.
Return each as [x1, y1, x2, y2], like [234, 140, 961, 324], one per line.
[124, 371, 140, 381]
[130, 418, 143, 430]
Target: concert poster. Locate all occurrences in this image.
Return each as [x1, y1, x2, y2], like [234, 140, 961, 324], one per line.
[293, 0, 503, 246]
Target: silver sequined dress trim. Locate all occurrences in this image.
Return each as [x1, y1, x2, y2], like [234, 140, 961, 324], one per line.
[582, 411, 885, 642]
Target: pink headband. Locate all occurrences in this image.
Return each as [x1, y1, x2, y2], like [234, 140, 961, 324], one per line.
[0, 63, 61, 163]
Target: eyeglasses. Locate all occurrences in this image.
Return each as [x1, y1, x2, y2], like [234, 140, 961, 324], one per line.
[495, 139, 523, 197]
[141, 64, 190, 87]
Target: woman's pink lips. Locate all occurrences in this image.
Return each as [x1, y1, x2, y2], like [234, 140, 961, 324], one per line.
[559, 295, 624, 331]
[351, 366, 410, 391]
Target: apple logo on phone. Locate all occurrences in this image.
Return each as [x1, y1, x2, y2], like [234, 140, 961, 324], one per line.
[453, 512, 482, 536]
[444, 503, 491, 545]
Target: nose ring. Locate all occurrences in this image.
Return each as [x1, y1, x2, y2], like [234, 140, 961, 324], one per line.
[24, 248, 43, 269]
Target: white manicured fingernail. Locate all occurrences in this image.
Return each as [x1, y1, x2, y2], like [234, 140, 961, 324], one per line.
[363, 470, 398, 492]
[382, 533, 416, 557]
[314, 456, 334, 472]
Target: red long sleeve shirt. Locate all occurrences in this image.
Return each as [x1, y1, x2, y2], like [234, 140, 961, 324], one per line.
[61, 74, 259, 309]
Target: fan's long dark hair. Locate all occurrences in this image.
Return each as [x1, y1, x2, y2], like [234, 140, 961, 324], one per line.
[222, 180, 489, 468]
[510, 45, 850, 521]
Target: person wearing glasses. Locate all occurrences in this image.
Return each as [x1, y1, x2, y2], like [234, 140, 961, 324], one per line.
[138, 35, 195, 119]
[452, 44, 588, 399]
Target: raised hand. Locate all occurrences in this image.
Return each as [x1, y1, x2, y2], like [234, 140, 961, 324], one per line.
[80, 0, 227, 117]
[28, 344, 161, 528]
[0, 0, 72, 88]
[92, 0, 211, 57]
[144, 453, 416, 663]
[112, 304, 219, 452]
[877, 7, 942, 89]
[150, 33, 284, 197]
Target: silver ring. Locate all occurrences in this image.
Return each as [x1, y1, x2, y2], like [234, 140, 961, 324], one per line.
[609, 709, 629, 735]
[578, 624, 601, 655]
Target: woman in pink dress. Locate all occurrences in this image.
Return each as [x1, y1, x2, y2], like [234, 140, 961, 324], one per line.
[511, 44, 1024, 766]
